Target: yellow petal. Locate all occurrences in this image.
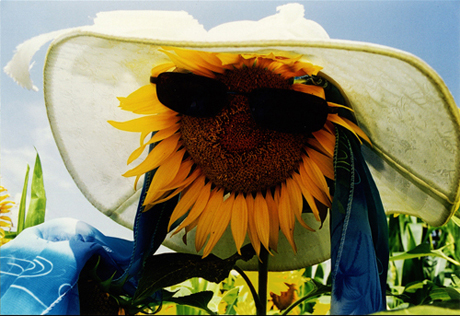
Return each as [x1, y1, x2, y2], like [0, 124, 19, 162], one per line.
[278, 183, 297, 253]
[329, 114, 372, 145]
[0, 205, 13, 211]
[181, 50, 225, 74]
[150, 124, 181, 143]
[231, 192, 248, 255]
[108, 112, 180, 133]
[143, 148, 186, 205]
[151, 62, 175, 77]
[160, 49, 215, 78]
[305, 147, 334, 180]
[298, 158, 331, 207]
[311, 129, 336, 157]
[124, 133, 181, 177]
[307, 138, 333, 158]
[168, 174, 205, 230]
[159, 165, 201, 194]
[265, 189, 280, 253]
[291, 84, 325, 99]
[128, 125, 180, 164]
[327, 101, 354, 112]
[195, 188, 224, 252]
[327, 113, 362, 145]
[118, 84, 171, 115]
[216, 52, 242, 67]
[254, 192, 270, 252]
[287, 177, 315, 231]
[173, 182, 212, 234]
[301, 155, 332, 206]
[246, 194, 261, 257]
[0, 221, 12, 228]
[292, 173, 321, 221]
[202, 192, 234, 258]
[158, 158, 194, 191]
[323, 120, 335, 135]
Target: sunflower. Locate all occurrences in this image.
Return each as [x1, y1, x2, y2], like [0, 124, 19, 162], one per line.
[0, 186, 14, 245]
[109, 47, 370, 258]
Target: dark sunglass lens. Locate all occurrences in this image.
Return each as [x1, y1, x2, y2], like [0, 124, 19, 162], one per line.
[249, 89, 329, 134]
[155, 73, 228, 117]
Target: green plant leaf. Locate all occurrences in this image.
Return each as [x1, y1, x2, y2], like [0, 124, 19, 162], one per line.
[165, 290, 215, 314]
[134, 244, 255, 304]
[220, 286, 239, 315]
[390, 243, 460, 266]
[429, 287, 460, 302]
[25, 153, 46, 228]
[17, 164, 30, 234]
[451, 210, 460, 227]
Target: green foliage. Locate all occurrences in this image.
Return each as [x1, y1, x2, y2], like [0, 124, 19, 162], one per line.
[2, 152, 46, 242]
[384, 214, 460, 313]
[24, 153, 46, 228]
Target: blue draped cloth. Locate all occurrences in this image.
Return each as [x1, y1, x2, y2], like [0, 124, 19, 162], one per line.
[330, 128, 389, 314]
[0, 218, 133, 315]
[0, 165, 174, 315]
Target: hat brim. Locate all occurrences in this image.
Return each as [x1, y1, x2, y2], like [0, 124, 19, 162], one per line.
[42, 32, 460, 270]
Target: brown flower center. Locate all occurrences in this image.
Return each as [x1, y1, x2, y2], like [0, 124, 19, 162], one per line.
[180, 67, 307, 193]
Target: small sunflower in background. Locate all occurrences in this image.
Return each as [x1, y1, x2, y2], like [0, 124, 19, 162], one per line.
[0, 186, 14, 245]
[110, 47, 370, 258]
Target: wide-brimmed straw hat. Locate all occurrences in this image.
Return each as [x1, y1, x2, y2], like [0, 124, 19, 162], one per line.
[5, 3, 460, 270]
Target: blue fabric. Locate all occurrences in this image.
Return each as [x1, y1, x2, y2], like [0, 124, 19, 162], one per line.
[0, 167, 175, 315]
[0, 218, 133, 315]
[0, 142, 177, 315]
[330, 127, 389, 315]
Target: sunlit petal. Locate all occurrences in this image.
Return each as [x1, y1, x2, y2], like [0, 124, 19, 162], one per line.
[278, 182, 297, 253]
[231, 192, 248, 254]
[254, 192, 270, 252]
[195, 188, 224, 252]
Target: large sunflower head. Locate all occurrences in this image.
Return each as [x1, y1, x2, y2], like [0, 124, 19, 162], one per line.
[109, 47, 370, 259]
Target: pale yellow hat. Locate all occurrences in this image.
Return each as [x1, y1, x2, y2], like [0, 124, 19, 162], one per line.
[5, 3, 460, 270]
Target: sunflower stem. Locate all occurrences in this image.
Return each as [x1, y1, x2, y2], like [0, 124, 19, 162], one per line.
[233, 266, 263, 313]
[257, 247, 269, 315]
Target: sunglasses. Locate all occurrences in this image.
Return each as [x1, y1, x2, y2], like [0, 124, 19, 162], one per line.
[150, 72, 331, 134]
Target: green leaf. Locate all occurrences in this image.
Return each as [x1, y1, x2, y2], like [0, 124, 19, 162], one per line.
[390, 243, 460, 266]
[25, 153, 46, 228]
[17, 164, 30, 234]
[165, 290, 215, 314]
[134, 244, 255, 304]
[451, 210, 460, 227]
[429, 287, 460, 302]
[220, 287, 239, 315]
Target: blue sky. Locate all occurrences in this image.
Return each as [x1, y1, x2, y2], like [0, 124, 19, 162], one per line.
[1, 0, 459, 241]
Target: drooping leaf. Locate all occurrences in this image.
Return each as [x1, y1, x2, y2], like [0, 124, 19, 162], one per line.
[25, 153, 46, 228]
[17, 164, 30, 233]
[134, 244, 255, 303]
